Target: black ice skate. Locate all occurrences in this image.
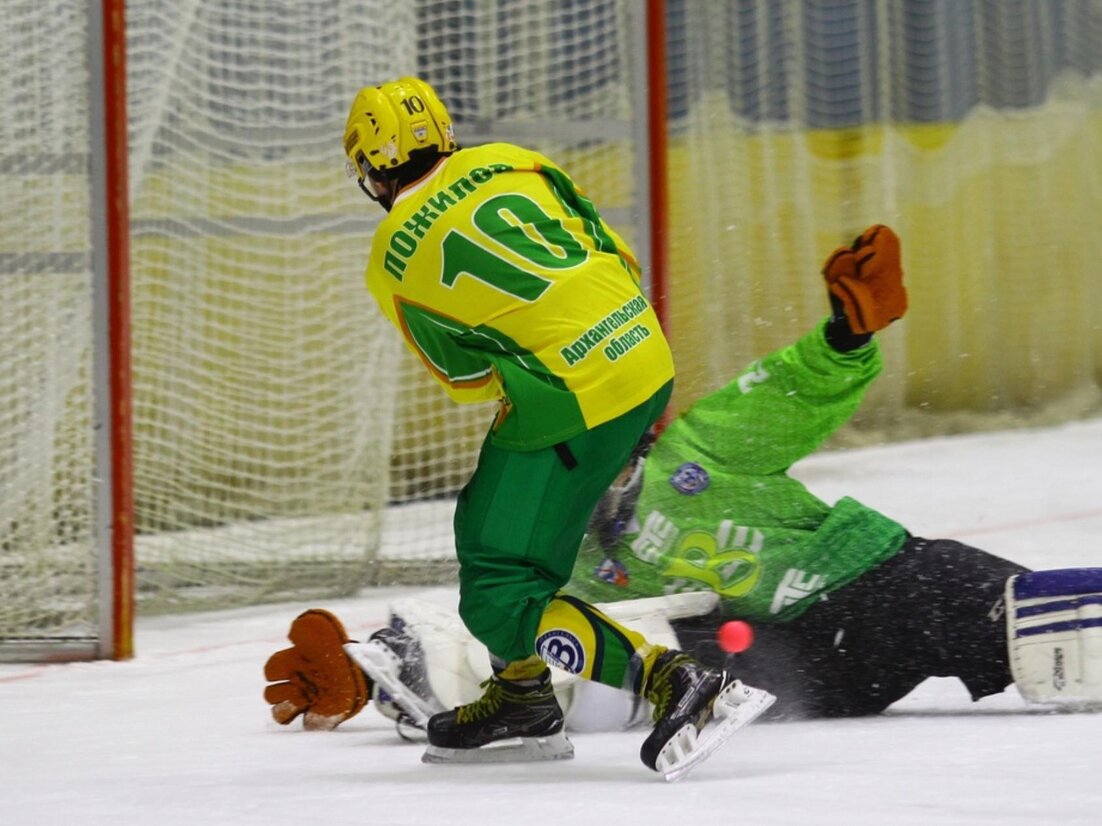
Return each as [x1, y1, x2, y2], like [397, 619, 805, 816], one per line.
[423, 670, 574, 764]
[344, 622, 444, 731]
[641, 650, 775, 782]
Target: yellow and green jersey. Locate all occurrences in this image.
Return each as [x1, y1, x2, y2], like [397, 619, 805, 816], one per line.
[365, 143, 674, 450]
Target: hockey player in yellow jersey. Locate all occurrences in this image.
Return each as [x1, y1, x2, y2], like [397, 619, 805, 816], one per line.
[340, 77, 773, 778]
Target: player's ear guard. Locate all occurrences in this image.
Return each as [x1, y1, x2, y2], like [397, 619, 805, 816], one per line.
[821, 224, 907, 334]
[264, 609, 370, 730]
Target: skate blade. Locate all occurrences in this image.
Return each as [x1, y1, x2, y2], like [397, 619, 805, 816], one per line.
[422, 731, 575, 765]
[343, 640, 442, 727]
[657, 681, 776, 783]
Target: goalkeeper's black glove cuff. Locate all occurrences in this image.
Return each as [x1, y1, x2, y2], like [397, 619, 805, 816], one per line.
[824, 294, 873, 353]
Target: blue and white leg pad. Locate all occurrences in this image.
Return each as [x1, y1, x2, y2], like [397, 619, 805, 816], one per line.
[1006, 568, 1102, 706]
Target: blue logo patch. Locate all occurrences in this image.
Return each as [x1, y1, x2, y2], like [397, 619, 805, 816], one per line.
[536, 629, 586, 674]
[669, 462, 710, 495]
[595, 556, 630, 587]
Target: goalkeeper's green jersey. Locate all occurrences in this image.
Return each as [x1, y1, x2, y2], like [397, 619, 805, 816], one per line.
[566, 322, 908, 622]
[364, 143, 674, 450]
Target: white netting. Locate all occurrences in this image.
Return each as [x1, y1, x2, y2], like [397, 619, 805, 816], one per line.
[126, 3, 402, 611]
[0, 2, 98, 645]
[124, 0, 644, 612]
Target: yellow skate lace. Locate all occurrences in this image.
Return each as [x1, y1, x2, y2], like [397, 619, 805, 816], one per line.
[646, 654, 691, 722]
[455, 678, 503, 725]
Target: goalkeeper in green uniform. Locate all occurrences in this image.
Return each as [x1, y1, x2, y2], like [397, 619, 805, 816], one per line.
[321, 77, 772, 776]
[569, 224, 1027, 718]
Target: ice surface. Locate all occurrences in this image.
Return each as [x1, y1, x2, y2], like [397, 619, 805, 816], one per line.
[4, 419, 1102, 825]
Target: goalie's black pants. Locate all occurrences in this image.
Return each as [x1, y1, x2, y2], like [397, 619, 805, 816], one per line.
[670, 537, 1028, 719]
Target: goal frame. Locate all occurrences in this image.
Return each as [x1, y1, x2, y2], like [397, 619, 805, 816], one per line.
[89, 0, 134, 661]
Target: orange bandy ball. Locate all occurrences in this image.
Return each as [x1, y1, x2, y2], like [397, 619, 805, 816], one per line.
[716, 620, 754, 653]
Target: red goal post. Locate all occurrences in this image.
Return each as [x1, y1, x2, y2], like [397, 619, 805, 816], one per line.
[94, 0, 135, 661]
[0, 0, 132, 663]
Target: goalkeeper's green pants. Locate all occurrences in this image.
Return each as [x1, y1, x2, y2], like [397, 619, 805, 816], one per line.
[454, 381, 672, 666]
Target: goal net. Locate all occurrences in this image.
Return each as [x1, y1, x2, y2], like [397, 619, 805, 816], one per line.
[125, 0, 646, 612]
[0, 1, 102, 658]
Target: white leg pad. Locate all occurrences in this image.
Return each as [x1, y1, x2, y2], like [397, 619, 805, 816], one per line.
[596, 591, 719, 626]
[1006, 569, 1102, 706]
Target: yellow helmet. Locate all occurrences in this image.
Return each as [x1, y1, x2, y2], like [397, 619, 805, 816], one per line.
[343, 77, 458, 183]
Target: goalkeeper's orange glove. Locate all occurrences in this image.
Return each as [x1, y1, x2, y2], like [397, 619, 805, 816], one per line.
[264, 609, 370, 730]
[821, 224, 907, 334]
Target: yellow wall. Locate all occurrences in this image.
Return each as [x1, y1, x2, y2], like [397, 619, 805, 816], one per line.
[666, 80, 1102, 439]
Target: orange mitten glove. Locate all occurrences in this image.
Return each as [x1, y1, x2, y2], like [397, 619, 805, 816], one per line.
[264, 609, 370, 731]
[821, 224, 907, 334]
